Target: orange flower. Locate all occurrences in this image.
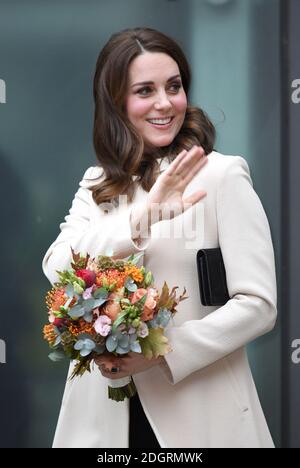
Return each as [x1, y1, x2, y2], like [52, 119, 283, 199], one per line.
[124, 265, 144, 283]
[45, 287, 66, 311]
[96, 269, 126, 289]
[43, 324, 57, 345]
[68, 319, 96, 337]
[45, 287, 76, 311]
[101, 291, 122, 321]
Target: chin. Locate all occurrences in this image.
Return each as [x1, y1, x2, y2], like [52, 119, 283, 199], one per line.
[146, 135, 175, 148]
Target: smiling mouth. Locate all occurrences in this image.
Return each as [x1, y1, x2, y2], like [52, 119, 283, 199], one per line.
[146, 116, 175, 126]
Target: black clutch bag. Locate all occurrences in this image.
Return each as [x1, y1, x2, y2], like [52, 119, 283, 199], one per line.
[196, 248, 230, 306]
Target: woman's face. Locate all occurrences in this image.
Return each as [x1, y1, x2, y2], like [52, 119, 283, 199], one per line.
[125, 52, 187, 148]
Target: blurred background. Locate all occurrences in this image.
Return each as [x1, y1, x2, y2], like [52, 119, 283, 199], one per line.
[0, 0, 299, 447]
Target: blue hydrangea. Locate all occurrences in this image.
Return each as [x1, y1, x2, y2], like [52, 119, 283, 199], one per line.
[106, 329, 141, 354]
[74, 337, 96, 357]
[148, 307, 172, 328]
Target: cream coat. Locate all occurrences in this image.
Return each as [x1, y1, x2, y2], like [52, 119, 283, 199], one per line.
[42, 151, 277, 448]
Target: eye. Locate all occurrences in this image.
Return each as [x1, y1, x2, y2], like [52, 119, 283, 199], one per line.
[136, 81, 182, 97]
[136, 86, 152, 96]
[168, 82, 182, 92]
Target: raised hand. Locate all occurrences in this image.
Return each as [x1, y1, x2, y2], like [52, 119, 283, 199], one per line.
[130, 145, 208, 238]
[147, 145, 208, 221]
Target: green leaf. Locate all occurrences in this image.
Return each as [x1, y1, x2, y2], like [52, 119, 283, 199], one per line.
[120, 298, 131, 305]
[68, 304, 85, 319]
[125, 253, 135, 262]
[93, 297, 108, 308]
[74, 283, 84, 295]
[111, 310, 130, 333]
[83, 298, 95, 312]
[134, 293, 147, 308]
[125, 277, 137, 292]
[93, 287, 109, 299]
[83, 310, 93, 323]
[53, 335, 62, 347]
[69, 355, 92, 379]
[140, 327, 171, 359]
[65, 284, 74, 298]
[52, 310, 65, 318]
[48, 350, 65, 362]
[129, 252, 144, 265]
[144, 271, 154, 287]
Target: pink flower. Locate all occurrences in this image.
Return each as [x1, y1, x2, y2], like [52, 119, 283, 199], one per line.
[94, 315, 112, 336]
[130, 288, 148, 304]
[131, 287, 159, 321]
[48, 312, 55, 323]
[137, 322, 149, 338]
[83, 286, 94, 300]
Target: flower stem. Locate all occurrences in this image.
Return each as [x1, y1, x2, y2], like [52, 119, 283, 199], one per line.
[108, 378, 137, 402]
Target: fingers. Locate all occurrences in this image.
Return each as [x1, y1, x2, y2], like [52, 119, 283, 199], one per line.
[168, 149, 188, 173]
[176, 146, 206, 179]
[183, 154, 208, 186]
[96, 360, 123, 379]
[166, 146, 205, 180]
[98, 364, 126, 380]
[95, 361, 111, 373]
[94, 355, 120, 372]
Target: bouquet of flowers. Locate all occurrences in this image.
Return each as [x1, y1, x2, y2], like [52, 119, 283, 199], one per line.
[43, 248, 187, 401]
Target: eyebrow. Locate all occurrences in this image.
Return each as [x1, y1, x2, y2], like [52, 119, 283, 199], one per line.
[131, 74, 181, 88]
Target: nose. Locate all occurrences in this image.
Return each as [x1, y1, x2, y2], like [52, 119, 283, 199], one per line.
[154, 90, 172, 111]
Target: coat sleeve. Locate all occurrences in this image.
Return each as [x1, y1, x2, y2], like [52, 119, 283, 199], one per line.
[160, 156, 277, 385]
[42, 167, 150, 286]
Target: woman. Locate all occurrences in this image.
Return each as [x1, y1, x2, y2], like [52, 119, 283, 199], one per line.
[42, 27, 277, 448]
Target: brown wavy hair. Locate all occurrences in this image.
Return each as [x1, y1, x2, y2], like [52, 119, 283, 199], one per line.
[90, 27, 216, 206]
